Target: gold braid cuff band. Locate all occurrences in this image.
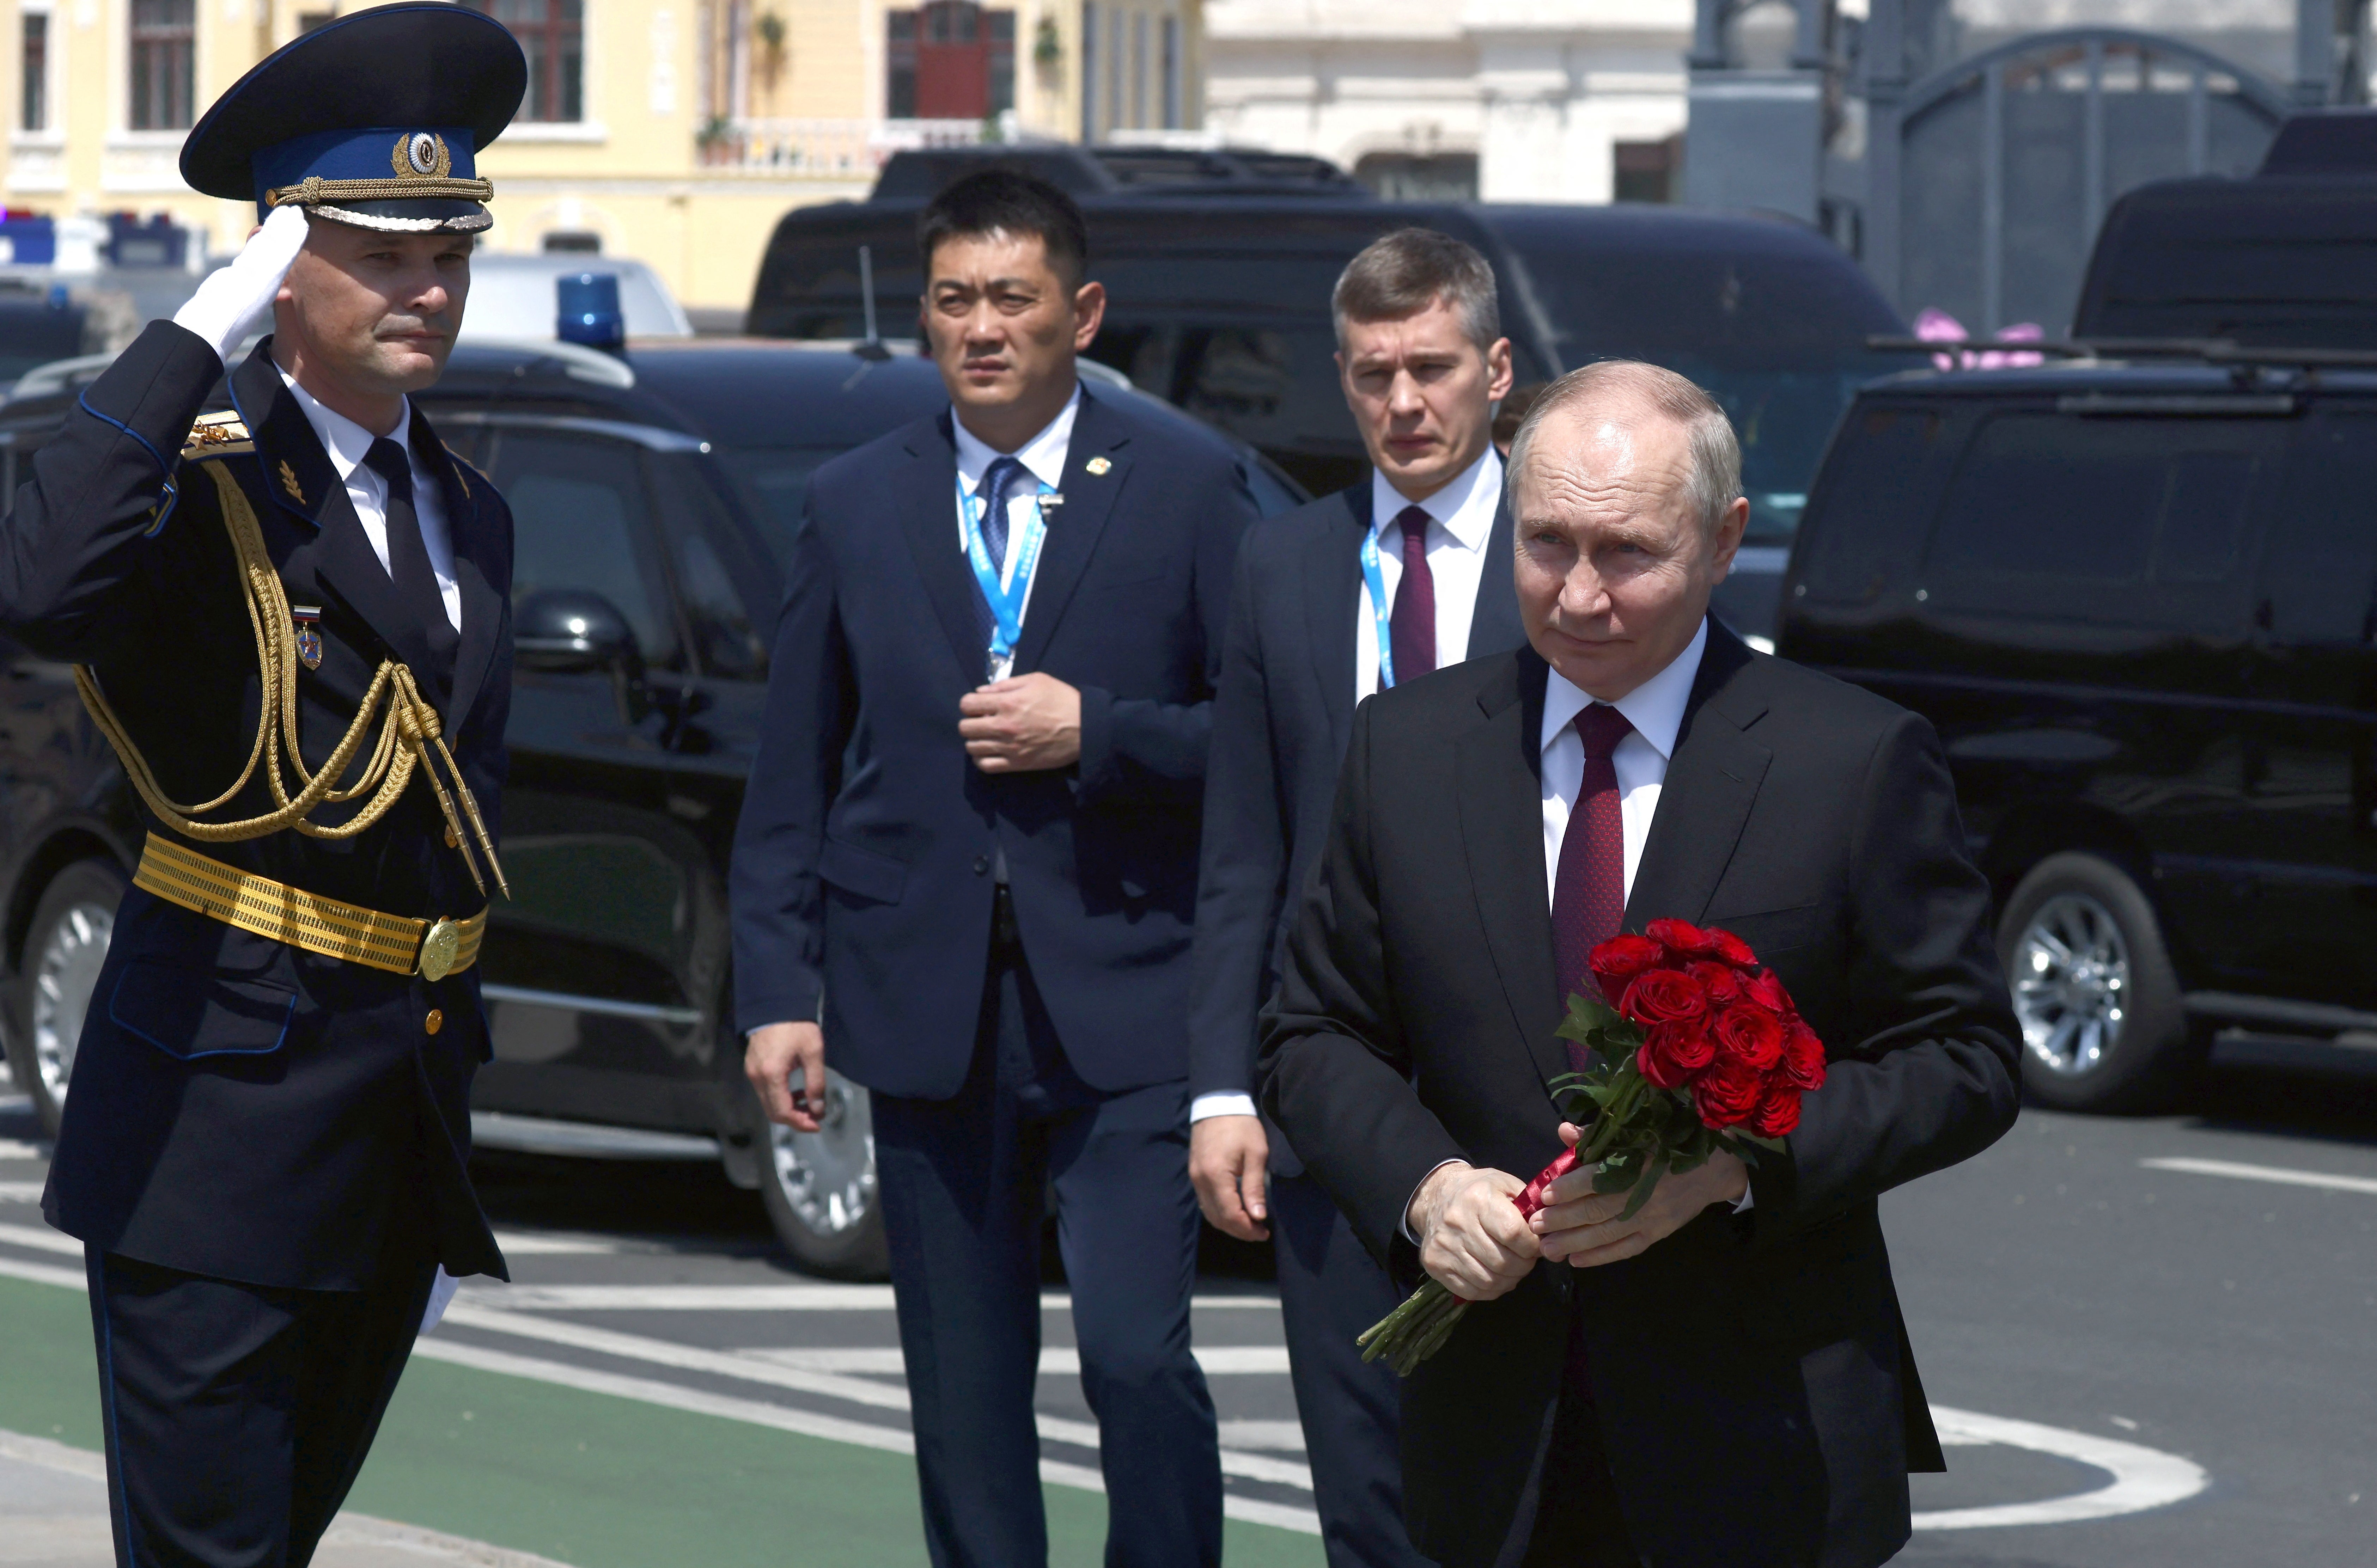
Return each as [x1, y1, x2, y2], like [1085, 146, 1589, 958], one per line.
[266, 174, 494, 208]
[136, 833, 486, 981]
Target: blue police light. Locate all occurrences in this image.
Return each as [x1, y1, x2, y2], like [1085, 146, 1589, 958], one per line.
[556, 272, 625, 354]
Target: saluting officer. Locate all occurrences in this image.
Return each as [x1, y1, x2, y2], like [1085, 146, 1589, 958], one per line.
[8, 9, 527, 1562]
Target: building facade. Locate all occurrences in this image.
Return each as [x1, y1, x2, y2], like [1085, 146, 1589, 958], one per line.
[0, 0, 1205, 312]
[1202, 0, 1691, 205]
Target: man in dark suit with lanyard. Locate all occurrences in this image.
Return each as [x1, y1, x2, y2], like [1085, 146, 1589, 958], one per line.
[1187, 229, 1525, 1567]
[8, 9, 526, 1562]
[733, 171, 1260, 1568]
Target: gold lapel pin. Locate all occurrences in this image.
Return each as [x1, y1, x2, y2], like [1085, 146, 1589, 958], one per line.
[1085, 456, 1111, 476]
[278, 460, 304, 503]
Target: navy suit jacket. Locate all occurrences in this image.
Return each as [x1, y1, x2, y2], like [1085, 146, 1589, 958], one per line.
[1187, 480, 1524, 1170]
[731, 386, 1259, 1096]
[9, 322, 513, 1289]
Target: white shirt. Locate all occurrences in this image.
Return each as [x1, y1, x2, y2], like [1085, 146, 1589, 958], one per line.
[950, 382, 1080, 632]
[278, 369, 461, 632]
[1190, 447, 1507, 1127]
[1352, 446, 1502, 706]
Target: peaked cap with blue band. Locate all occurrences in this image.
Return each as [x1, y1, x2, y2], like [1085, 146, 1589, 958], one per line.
[181, 4, 526, 234]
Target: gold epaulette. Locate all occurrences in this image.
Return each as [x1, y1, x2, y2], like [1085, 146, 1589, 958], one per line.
[183, 411, 253, 459]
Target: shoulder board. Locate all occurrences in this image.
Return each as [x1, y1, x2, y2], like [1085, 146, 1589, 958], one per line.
[182, 411, 253, 458]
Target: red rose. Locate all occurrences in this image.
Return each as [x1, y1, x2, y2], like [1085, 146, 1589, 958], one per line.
[1590, 933, 1668, 992]
[1692, 1060, 1765, 1129]
[1645, 918, 1720, 958]
[1620, 968, 1707, 1030]
[1636, 1019, 1716, 1089]
[1780, 1019, 1827, 1091]
[1703, 926, 1759, 967]
[1743, 967, 1794, 1017]
[1712, 1003, 1786, 1070]
[1687, 960, 1745, 1009]
[1749, 1080, 1803, 1138]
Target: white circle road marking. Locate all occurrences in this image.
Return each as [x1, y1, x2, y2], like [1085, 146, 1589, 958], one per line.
[1917, 1405, 2209, 1529]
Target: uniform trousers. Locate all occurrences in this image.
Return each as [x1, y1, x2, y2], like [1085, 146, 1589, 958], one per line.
[84, 1231, 435, 1568]
[871, 890, 1221, 1568]
[1269, 1172, 1432, 1568]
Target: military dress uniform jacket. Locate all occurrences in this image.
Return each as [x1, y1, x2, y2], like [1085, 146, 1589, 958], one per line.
[6, 320, 515, 1290]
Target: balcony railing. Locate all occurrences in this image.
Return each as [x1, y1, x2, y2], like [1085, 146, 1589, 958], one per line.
[696, 117, 987, 177]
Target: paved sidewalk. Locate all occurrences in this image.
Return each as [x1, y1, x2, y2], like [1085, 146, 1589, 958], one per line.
[0, 1431, 578, 1568]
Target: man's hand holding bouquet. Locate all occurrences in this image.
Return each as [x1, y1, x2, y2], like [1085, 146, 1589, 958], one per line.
[1360, 919, 1826, 1374]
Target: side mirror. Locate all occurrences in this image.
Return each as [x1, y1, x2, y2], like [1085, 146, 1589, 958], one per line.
[514, 589, 639, 675]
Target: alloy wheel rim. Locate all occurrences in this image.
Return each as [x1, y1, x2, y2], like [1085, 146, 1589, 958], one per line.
[31, 901, 114, 1105]
[2012, 892, 2131, 1077]
[767, 1070, 877, 1239]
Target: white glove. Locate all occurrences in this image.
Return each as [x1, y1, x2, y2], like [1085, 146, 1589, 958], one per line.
[172, 203, 310, 364]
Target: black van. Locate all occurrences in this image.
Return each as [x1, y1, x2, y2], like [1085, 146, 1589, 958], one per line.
[1778, 353, 2377, 1111]
[748, 172, 1906, 641]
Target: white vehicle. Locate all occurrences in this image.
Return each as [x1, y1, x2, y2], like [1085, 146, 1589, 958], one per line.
[457, 251, 694, 342]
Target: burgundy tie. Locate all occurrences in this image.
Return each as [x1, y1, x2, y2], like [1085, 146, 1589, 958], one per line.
[1386, 506, 1435, 688]
[1550, 704, 1634, 1059]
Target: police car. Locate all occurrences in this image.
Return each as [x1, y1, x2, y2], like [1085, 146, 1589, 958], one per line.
[0, 334, 1306, 1276]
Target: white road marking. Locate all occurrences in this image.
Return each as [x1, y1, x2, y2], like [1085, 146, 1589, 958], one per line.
[737, 1345, 1293, 1377]
[0, 1138, 52, 1159]
[459, 1282, 1278, 1312]
[490, 1231, 619, 1256]
[0, 1181, 47, 1202]
[2140, 1156, 2377, 1198]
[0, 1220, 80, 1257]
[1218, 1420, 1307, 1453]
[1914, 1406, 2209, 1529]
[0, 1255, 84, 1291]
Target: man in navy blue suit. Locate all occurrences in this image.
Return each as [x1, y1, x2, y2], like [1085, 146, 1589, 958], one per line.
[732, 171, 1258, 1568]
[1187, 229, 1528, 1567]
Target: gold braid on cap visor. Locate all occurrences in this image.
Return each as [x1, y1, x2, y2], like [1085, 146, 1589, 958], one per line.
[265, 173, 495, 208]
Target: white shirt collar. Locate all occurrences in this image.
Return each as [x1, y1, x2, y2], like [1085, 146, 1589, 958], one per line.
[951, 382, 1082, 495]
[1540, 617, 1711, 761]
[1369, 444, 1501, 554]
[276, 366, 409, 483]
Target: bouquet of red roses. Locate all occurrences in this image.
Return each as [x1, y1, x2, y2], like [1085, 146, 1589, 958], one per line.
[1355, 920, 1826, 1376]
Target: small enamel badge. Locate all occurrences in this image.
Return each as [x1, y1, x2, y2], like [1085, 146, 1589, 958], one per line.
[278, 460, 304, 503]
[1085, 457, 1111, 476]
[291, 604, 323, 670]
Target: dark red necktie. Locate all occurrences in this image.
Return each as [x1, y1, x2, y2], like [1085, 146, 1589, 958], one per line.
[1387, 505, 1435, 688]
[1550, 704, 1634, 1061]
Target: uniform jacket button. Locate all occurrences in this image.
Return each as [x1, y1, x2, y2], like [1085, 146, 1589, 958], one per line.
[973, 854, 990, 876]
[425, 1008, 444, 1035]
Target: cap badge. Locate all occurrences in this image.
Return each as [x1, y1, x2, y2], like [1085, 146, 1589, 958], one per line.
[291, 605, 323, 670]
[393, 132, 453, 181]
[1085, 456, 1111, 476]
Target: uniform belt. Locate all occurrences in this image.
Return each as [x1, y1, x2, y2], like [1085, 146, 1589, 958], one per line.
[133, 833, 486, 981]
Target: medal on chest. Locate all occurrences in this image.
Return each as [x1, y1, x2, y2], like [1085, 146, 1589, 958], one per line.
[291, 604, 324, 671]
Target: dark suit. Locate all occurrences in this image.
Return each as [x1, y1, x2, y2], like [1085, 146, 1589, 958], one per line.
[731, 385, 1258, 1567]
[5, 321, 513, 1562]
[1259, 625, 2021, 1568]
[1190, 479, 1523, 1567]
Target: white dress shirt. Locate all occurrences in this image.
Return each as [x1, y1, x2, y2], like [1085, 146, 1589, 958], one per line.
[1190, 447, 1507, 1128]
[278, 369, 461, 632]
[1352, 446, 1502, 706]
[950, 382, 1080, 628]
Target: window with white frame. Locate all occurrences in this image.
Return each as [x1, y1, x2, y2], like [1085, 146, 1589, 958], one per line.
[128, 0, 195, 131]
[21, 7, 49, 133]
[465, 0, 584, 123]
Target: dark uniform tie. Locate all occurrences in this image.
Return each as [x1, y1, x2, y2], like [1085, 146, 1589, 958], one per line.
[363, 436, 457, 680]
[1387, 504, 1436, 688]
[969, 455, 1029, 659]
[1551, 704, 1634, 1055]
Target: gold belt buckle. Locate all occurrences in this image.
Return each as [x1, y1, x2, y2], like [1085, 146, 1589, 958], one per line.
[418, 917, 462, 982]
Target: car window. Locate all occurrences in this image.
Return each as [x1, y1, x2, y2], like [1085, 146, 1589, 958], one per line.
[711, 447, 846, 571]
[1796, 404, 1945, 604]
[651, 459, 773, 679]
[2261, 411, 2377, 645]
[485, 430, 682, 669]
[1923, 412, 2280, 630]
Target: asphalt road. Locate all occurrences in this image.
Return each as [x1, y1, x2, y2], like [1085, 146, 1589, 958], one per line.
[2, 1040, 2373, 1566]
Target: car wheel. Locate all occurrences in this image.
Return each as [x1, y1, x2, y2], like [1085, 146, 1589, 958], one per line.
[751, 1065, 889, 1279]
[1998, 851, 2192, 1113]
[7, 859, 127, 1137]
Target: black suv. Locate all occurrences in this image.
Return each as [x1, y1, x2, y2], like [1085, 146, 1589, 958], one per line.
[1779, 353, 2377, 1111]
[0, 336, 1305, 1273]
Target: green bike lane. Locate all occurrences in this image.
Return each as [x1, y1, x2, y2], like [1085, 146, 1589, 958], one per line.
[0, 1271, 1323, 1568]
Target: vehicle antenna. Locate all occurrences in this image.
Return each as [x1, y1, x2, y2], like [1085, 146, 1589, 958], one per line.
[856, 244, 890, 361]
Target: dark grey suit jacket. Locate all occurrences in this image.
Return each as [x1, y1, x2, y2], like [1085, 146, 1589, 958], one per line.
[1188, 478, 1525, 1173]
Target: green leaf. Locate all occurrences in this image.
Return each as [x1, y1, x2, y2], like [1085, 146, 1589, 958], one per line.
[1616, 1164, 1664, 1221]
[1557, 992, 1622, 1042]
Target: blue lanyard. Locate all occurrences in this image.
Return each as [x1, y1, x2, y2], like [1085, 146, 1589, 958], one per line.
[956, 470, 1056, 679]
[1359, 526, 1398, 690]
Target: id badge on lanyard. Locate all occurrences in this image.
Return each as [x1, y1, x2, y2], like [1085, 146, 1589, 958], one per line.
[958, 473, 1061, 682]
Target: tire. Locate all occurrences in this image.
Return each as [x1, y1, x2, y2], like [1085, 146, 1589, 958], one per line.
[1997, 851, 2193, 1113]
[7, 859, 128, 1138]
[746, 1064, 890, 1279]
